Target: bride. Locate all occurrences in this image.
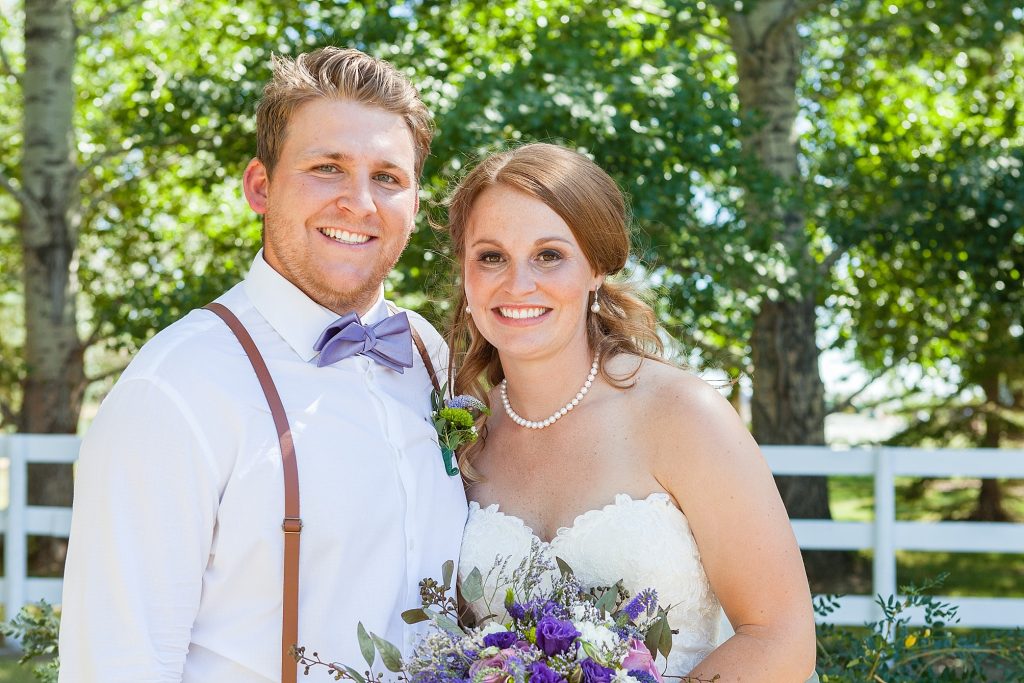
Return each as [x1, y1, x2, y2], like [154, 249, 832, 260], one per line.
[444, 143, 816, 682]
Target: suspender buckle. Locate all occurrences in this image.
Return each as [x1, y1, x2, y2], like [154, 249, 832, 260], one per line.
[282, 517, 303, 534]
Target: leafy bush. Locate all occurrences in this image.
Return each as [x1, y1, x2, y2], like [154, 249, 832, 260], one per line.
[0, 601, 60, 683]
[815, 576, 1024, 681]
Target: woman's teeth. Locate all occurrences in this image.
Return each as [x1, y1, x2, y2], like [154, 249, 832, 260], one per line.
[499, 307, 547, 319]
[319, 228, 371, 244]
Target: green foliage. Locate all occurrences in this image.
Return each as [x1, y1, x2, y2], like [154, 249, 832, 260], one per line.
[0, 602, 60, 683]
[815, 579, 1024, 681]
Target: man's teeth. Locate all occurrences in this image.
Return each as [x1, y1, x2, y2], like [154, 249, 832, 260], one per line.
[499, 307, 547, 319]
[319, 228, 371, 244]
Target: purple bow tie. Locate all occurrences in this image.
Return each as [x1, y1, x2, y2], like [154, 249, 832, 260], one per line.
[313, 311, 414, 372]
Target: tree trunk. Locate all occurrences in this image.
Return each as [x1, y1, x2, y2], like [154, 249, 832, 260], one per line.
[972, 372, 1009, 521]
[17, 0, 80, 572]
[729, 1, 844, 586]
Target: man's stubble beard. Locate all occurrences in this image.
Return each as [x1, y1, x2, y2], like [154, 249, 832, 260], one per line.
[262, 209, 411, 316]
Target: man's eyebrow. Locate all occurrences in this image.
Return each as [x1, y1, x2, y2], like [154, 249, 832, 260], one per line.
[299, 150, 410, 171]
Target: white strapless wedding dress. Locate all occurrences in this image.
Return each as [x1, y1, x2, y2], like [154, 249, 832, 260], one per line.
[459, 492, 721, 677]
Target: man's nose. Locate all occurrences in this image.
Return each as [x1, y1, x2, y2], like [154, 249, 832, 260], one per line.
[336, 176, 377, 217]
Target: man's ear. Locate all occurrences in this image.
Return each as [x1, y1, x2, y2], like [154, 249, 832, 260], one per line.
[243, 158, 270, 215]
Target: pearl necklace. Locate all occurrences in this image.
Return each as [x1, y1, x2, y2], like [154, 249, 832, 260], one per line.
[500, 353, 600, 429]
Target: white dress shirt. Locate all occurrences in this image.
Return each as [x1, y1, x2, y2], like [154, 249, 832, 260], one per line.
[58, 252, 468, 682]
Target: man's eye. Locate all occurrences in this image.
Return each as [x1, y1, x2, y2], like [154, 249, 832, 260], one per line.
[314, 165, 339, 173]
[374, 172, 399, 184]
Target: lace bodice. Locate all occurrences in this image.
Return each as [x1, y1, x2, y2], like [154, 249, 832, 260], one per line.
[459, 493, 721, 677]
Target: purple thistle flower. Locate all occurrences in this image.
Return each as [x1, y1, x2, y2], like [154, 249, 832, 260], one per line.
[623, 589, 658, 621]
[627, 671, 659, 683]
[446, 394, 487, 411]
[508, 601, 526, 620]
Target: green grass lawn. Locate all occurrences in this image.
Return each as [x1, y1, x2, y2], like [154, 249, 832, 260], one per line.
[0, 657, 36, 683]
[826, 476, 1024, 597]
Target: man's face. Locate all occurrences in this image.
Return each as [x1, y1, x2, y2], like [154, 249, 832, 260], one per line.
[243, 98, 419, 315]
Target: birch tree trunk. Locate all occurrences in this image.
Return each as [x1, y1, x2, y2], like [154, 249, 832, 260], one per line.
[729, 1, 840, 584]
[17, 0, 81, 570]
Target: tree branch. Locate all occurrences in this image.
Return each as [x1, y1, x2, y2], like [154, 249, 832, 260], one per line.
[819, 246, 846, 276]
[86, 363, 129, 385]
[826, 367, 890, 414]
[0, 395, 17, 429]
[0, 167, 45, 228]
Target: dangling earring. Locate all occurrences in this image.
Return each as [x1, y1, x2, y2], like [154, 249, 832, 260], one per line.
[590, 285, 601, 314]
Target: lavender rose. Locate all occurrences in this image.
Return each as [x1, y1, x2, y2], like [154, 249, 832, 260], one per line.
[535, 616, 580, 657]
[528, 661, 566, 683]
[580, 659, 614, 683]
[621, 639, 664, 683]
[469, 650, 511, 683]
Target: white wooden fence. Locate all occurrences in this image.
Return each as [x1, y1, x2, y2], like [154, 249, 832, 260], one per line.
[0, 435, 1021, 630]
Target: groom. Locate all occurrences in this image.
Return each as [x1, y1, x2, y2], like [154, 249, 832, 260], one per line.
[58, 47, 467, 682]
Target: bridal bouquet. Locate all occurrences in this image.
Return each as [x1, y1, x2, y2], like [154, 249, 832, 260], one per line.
[294, 542, 693, 683]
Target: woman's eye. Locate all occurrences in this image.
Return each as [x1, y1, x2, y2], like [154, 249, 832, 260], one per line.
[478, 252, 504, 264]
[537, 250, 563, 263]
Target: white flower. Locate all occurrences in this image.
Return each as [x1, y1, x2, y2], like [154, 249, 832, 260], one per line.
[577, 621, 619, 654]
[479, 621, 508, 636]
[612, 671, 634, 683]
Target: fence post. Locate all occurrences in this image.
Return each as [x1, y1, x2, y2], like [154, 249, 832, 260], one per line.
[5, 435, 27, 620]
[873, 446, 896, 617]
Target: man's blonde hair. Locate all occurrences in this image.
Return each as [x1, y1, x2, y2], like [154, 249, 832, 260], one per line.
[255, 47, 433, 177]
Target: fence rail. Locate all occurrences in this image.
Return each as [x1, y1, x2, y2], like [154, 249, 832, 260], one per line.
[0, 436, 1021, 631]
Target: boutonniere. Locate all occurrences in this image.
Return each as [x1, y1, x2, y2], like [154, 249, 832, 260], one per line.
[430, 386, 490, 477]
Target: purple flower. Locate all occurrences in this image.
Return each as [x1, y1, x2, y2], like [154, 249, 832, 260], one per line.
[535, 616, 580, 657]
[446, 395, 487, 411]
[483, 631, 519, 650]
[528, 661, 566, 683]
[580, 659, 614, 683]
[621, 639, 663, 683]
[469, 649, 513, 683]
[508, 602, 526, 620]
[623, 589, 658, 621]
[627, 672, 659, 683]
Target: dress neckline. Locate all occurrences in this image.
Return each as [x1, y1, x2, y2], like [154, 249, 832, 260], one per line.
[468, 492, 677, 545]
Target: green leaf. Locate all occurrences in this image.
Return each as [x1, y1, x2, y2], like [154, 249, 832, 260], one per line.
[462, 567, 484, 603]
[340, 664, 368, 683]
[555, 556, 575, 577]
[371, 632, 404, 673]
[594, 583, 621, 616]
[356, 622, 375, 669]
[644, 616, 664, 658]
[442, 559, 455, 590]
[657, 615, 673, 658]
[402, 608, 430, 624]
[431, 612, 466, 637]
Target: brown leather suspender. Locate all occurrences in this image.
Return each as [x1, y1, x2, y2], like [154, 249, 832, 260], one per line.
[204, 302, 439, 683]
[205, 302, 302, 683]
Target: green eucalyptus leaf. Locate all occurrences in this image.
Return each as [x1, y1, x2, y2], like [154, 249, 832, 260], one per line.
[431, 612, 466, 637]
[340, 664, 368, 683]
[462, 567, 484, 603]
[442, 559, 455, 590]
[356, 622, 375, 669]
[371, 632, 403, 673]
[402, 608, 430, 624]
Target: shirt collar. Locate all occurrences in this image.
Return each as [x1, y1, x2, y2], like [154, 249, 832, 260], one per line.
[243, 249, 388, 362]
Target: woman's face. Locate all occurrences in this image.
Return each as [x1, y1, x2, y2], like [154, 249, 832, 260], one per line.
[463, 184, 602, 364]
